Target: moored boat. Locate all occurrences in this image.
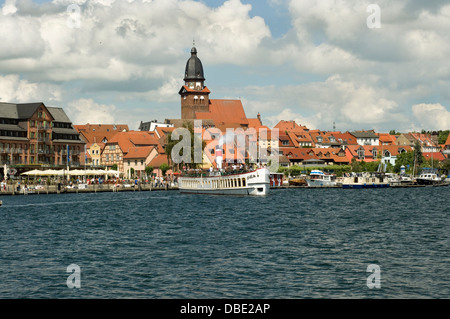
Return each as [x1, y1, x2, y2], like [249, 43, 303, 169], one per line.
[179, 167, 270, 196]
[306, 170, 337, 187]
[415, 172, 442, 185]
[341, 172, 389, 189]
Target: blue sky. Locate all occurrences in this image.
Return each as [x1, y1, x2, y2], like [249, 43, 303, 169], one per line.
[1, 0, 449, 132]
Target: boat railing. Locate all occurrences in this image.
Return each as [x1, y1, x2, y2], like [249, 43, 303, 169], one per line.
[181, 168, 256, 178]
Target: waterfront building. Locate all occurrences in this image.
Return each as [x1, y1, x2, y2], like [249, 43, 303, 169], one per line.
[101, 131, 161, 173]
[345, 145, 412, 166]
[396, 133, 440, 153]
[0, 102, 84, 175]
[123, 146, 158, 178]
[74, 124, 129, 167]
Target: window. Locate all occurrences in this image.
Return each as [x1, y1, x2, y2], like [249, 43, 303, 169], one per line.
[106, 155, 109, 162]
[110, 145, 115, 150]
[116, 155, 120, 161]
[357, 149, 365, 160]
[141, 160, 144, 165]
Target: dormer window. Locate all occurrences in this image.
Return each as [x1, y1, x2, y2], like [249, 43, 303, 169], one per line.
[357, 148, 365, 160]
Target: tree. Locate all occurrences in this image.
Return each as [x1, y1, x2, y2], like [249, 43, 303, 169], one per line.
[413, 140, 424, 168]
[165, 121, 206, 171]
[441, 159, 450, 174]
[145, 166, 154, 177]
[438, 130, 450, 144]
[160, 163, 170, 177]
[111, 164, 118, 171]
[394, 150, 415, 173]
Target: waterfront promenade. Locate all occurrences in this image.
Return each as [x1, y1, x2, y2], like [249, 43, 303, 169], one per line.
[0, 183, 178, 196]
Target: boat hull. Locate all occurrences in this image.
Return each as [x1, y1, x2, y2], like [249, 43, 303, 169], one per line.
[342, 183, 390, 189]
[416, 178, 441, 185]
[306, 180, 337, 187]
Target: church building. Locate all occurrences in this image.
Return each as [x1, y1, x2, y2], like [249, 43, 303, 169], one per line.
[167, 46, 259, 131]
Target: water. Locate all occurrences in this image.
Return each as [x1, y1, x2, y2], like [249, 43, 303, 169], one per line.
[0, 187, 448, 298]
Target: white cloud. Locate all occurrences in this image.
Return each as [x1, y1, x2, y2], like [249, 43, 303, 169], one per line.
[0, 74, 61, 103]
[66, 98, 117, 124]
[0, 0, 449, 133]
[412, 103, 450, 130]
[2, 0, 17, 15]
[266, 108, 317, 130]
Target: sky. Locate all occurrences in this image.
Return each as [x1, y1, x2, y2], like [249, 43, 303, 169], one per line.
[1, 0, 450, 132]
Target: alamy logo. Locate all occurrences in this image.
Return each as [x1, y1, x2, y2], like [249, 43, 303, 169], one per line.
[366, 264, 381, 289]
[367, 4, 381, 29]
[67, 264, 81, 288]
[67, 4, 81, 29]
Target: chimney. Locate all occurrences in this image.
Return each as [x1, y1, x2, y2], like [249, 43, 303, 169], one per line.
[257, 113, 262, 125]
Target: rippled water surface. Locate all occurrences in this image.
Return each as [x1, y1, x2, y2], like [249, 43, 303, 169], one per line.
[0, 187, 449, 298]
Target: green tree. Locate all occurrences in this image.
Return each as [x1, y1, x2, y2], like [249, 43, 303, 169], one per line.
[160, 163, 170, 177]
[165, 121, 206, 171]
[413, 140, 424, 168]
[441, 159, 450, 174]
[438, 130, 450, 144]
[111, 164, 118, 171]
[145, 166, 153, 177]
[394, 151, 414, 173]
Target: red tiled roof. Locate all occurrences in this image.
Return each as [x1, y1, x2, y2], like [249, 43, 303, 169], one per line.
[74, 124, 129, 146]
[148, 154, 169, 168]
[195, 99, 249, 128]
[331, 132, 358, 145]
[377, 133, 398, 145]
[123, 146, 155, 159]
[423, 152, 446, 161]
[108, 131, 161, 154]
[274, 120, 308, 133]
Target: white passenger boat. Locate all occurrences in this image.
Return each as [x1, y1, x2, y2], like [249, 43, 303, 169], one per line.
[179, 167, 270, 196]
[306, 170, 337, 187]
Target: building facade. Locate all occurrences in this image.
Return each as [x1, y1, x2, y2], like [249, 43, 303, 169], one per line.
[0, 102, 84, 174]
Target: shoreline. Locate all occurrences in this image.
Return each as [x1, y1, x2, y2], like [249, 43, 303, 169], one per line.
[1, 183, 448, 196]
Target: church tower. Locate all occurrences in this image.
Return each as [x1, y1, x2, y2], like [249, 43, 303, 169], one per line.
[179, 46, 210, 119]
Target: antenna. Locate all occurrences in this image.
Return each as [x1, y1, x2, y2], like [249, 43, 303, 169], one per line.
[333, 121, 336, 131]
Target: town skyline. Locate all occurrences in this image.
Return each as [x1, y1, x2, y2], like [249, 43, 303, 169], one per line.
[1, 0, 450, 132]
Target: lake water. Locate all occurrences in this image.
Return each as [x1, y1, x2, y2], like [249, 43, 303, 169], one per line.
[0, 186, 448, 298]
